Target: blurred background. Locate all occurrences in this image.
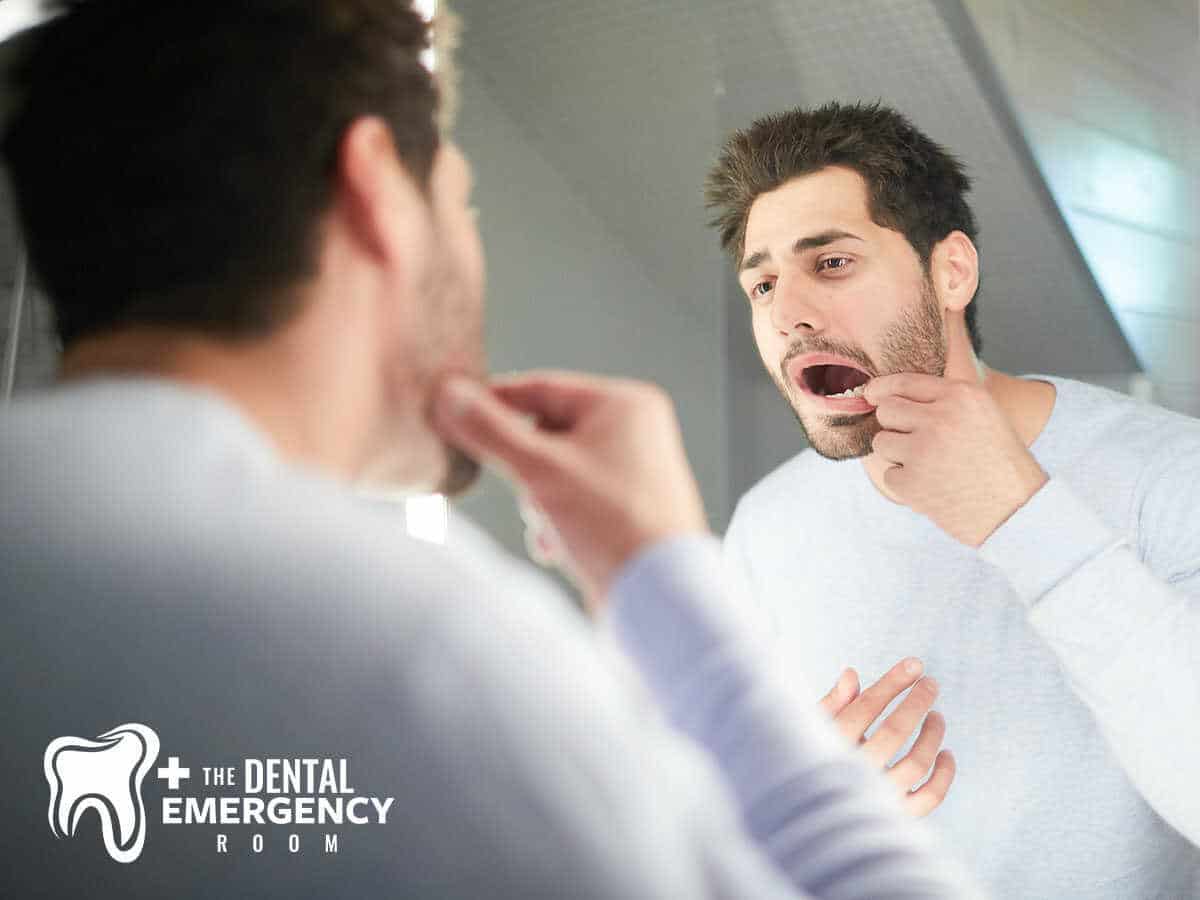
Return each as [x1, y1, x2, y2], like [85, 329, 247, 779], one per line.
[1, 0, 1196, 566]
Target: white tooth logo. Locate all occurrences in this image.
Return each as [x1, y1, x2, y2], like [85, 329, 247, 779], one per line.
[44, 723, 160, 863]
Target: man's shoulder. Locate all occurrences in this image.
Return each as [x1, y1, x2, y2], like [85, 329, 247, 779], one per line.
[0, 379, 573, 644]
[1043, 377, 1200, 573]
[1045, 376, 1200, 477]
[1049, 375, 1200, 435]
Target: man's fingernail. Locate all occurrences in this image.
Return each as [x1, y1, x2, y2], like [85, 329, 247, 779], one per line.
[905, 657, 923, 675]
[440, 378, 481, 420]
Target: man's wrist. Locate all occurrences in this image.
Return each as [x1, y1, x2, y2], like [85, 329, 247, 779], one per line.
[977, 464, 1049, 548]
[602, 532, 739, 697]
[980, 477, 1123, 607]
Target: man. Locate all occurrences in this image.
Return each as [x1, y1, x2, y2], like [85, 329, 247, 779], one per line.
[710, 101, 1200, 898]
[0, 4, 981, 898]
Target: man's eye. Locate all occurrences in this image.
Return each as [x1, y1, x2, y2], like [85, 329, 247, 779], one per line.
[751, 280, 774, 299]
[817, 256, 852, 273]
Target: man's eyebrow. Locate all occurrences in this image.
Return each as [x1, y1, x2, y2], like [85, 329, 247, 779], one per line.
[740, 249, 770, 272]
[739, 230, 864, 272]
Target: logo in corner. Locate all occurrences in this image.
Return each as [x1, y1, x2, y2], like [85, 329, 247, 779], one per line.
[44, 723, 160, 863]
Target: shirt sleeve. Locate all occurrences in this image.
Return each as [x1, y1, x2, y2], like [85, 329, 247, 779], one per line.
[980, 476, 1200, 846]
[607, 534, 982, 899]
[390, 550, 804, 899]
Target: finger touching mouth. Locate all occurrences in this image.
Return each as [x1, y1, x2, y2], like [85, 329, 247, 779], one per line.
[788, 353, 875, 411]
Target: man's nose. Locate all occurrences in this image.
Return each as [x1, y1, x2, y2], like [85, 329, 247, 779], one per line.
[769, 277, 827, 336]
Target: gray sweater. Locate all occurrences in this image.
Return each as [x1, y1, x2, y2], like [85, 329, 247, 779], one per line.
[0, 377, 980, 899]
[725, 375, 1200, 898]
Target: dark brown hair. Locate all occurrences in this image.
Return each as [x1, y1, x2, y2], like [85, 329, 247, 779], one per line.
[2, 0, 440, 346]
[706, 101, 981, 353]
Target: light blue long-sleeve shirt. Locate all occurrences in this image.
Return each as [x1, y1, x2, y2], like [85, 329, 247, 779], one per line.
[0, 377, 979, 898]
[724, 375, 1200, 898]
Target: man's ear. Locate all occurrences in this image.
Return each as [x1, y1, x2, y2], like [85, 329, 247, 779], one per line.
[334, 116, 423, 265]
[930, 230, 979, 314]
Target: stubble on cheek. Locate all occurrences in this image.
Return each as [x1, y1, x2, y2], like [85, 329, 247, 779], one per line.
[771, 283, 945, 461]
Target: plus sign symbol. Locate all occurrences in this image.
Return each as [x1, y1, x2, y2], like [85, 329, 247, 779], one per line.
[156, 756, 191, 791]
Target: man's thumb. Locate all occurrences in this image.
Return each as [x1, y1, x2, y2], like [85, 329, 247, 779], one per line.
[433, 377, 547, 478]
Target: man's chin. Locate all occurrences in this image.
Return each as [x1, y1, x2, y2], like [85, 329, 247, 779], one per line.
[436, 446, 482, 496]
[799, 411, 881, 461]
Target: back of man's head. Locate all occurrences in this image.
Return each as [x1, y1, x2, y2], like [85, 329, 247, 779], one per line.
[2, 0, 439, 347]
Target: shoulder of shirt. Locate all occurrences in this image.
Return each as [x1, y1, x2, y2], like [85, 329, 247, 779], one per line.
[0, 378, 585, 644]
[1033, 377, 1200, 575]
[1037, 375, 1200, 477]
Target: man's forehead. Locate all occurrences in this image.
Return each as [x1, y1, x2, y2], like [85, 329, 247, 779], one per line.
[743, 166, 873, 249]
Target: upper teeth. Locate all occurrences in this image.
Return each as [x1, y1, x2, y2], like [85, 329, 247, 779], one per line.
[829, 384, 867, 398]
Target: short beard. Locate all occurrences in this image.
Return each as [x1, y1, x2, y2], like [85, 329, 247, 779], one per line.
[777, 279, 947, 461]
[436, 445, 482, 496]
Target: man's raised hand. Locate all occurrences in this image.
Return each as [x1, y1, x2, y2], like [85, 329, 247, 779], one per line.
[864, 373, 1048, 547]
[432, 371, 708, 611]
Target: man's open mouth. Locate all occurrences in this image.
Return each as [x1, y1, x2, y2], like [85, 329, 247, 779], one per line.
[786, 352, 874, 402]
[801, 364, 871, 398]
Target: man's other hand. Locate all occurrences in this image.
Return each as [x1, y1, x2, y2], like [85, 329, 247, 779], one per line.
[818, 658, 956, 817]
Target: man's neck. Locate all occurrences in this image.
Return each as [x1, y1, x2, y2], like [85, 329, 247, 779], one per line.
[59, 324, 377, 479]
[860, 360, 1058, 503]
